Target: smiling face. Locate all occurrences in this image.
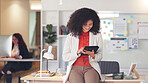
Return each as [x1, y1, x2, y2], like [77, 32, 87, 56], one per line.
[13, 36, 18, 45]
[82, 20, 93, 32]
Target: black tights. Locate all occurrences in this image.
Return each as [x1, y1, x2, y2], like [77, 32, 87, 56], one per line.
[6, 74, 12, 83]
[0, 71, 12, 83]
[0, 72, 3, 79]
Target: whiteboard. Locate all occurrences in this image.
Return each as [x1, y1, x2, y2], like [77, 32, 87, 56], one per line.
[101, 13, 148, 69]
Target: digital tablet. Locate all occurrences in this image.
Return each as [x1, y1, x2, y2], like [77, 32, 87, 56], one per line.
[81, 46, 99, 55]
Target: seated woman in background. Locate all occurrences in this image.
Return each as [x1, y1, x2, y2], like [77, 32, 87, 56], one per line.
[0, 33, 32, 83]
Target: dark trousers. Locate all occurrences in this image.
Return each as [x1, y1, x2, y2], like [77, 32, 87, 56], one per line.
[2, 62, 26, 73]
[0, 62, 28, 83]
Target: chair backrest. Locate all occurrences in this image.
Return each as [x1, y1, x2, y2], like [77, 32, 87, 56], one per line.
[99, 61, 120, 74]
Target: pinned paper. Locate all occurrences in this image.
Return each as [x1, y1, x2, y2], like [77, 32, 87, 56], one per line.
[103, 32, 106, 34]
[127, 19, 131, 23]
[108, 33, 111, 36]
[124, 39, 128, 42]
[136, 24, 139, 28]
[116, 34, 124, 36]
[133, 20, 137, 24]
[124, 31, 128, 34]
[113, 34, 116, 37]
[110, 38, 128, 50]
[113, 18, 127, 36]
[112, 17, 115, 20]
[105, 26, 108, 28]
[110, 30, 113, 32]
[130, 30, 134, 34]
[130, 15, 134, 18]
[138, 22, 148, 39]
[104, 40, 108, 43]
[121, 47, 125, 50]
[123, 18, 126, 20]
[108, 22, 111, 24]
[104, 21, 106, 24]
[129, 36, 138, 49]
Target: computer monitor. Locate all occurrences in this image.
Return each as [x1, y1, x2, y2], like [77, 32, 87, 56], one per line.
[0, 35, 12, 57]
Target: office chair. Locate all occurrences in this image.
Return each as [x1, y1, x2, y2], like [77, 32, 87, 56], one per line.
[99, 61, 120, 74]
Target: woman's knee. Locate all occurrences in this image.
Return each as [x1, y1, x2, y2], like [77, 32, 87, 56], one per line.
[6, 70, 12, 74]
[1, 71, 5, 74]
[66, 81, 70, 83]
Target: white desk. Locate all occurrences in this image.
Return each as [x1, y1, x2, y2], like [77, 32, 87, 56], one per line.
[0, 58, 40, 62]
[21, 73, 145, 83]
[21, 74, 63, 83]
[101, 75, 145, 83]
[0, 58, 40, 83]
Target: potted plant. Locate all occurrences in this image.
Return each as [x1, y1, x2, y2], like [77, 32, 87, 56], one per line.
[43, 24, 57, 59]
[43, 24, 57, 45]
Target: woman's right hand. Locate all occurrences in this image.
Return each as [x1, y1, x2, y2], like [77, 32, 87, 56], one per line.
[10, 55, 21, 59]
[9, 55, 15, 58]
[77, 47, 84, 55]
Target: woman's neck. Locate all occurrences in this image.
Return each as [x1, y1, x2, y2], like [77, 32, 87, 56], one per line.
[14, 44, 18, 46]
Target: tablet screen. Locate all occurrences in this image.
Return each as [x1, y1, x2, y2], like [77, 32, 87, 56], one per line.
[81, 46, 99, 55]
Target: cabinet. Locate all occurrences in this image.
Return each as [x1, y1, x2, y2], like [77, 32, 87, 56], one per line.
[41, 10, 73, 72]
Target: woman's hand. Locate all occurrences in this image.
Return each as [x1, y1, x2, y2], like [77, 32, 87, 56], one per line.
[9, 56, 15, 58]
[14, 55, 21, 59]
[82, 50, 95, 59]
[77, 47, 85, 55]
[10, 55, 22, 59]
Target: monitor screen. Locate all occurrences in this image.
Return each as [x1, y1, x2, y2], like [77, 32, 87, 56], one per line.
[0, 35, 12, 57]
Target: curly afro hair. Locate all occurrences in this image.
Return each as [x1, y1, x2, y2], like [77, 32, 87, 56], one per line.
[67, 8, 100, 37]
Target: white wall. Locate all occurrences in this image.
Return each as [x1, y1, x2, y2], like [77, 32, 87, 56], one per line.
[0, 0, 1, 34]
[42, 0, 148, 82]
[42, 0, 148, 12]
[0, 0, 30, 47]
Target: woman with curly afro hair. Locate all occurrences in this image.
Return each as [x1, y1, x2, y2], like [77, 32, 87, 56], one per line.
[62, 8, 103, 83]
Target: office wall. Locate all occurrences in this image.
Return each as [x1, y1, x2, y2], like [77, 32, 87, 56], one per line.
[0, 0, 30, 47]
[42, 0, 148, 67]
[0, 0, 1, 34]
[42, 0, 148, 12]
[42, 0, 148, 82]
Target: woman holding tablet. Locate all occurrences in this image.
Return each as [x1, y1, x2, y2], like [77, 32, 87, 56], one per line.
[0, 33, 32, 83]
[62, 8, 103, 83]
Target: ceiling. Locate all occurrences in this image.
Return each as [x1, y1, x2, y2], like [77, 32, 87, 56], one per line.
[29, 0, 41, 10]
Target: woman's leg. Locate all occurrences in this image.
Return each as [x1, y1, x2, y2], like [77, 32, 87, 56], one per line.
[0, 71, 4, 79]
[0, 62, 12, 79]
[68, 66, 84, 83]
[2, 62, 25, 83]
[84, 67, 100, 83]
[6, 71, 12, 83]
[2, 63, 13, 83]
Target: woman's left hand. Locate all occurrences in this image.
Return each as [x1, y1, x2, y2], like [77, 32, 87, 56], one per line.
[12, 55, 22, 59]
[82, 50, 95, 59]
